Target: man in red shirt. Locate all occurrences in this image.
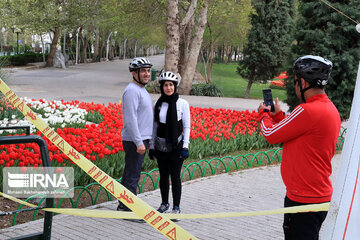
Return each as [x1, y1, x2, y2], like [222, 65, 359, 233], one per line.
[258, 55, 341, 240]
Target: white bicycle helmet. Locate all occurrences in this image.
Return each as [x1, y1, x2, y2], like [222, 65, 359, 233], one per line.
[158, 71, 179, 84]
[129, 57, 152, 72]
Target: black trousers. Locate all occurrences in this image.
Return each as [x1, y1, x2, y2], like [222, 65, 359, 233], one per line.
[283, 196, 328, 240]
[155, 148, 184, 207]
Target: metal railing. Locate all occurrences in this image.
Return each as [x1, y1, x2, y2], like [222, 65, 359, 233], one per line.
[0, 126, 53, 240]
[6, 126, 347, 227]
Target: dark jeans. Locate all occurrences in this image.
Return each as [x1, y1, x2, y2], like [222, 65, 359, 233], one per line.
[118, 140, 148, 209]
[155, 147, 184, 207]
[283, 196, 328, 240]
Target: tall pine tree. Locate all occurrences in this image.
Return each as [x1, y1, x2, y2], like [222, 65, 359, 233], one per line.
[237, 0, 295, 98]
[287, 0, 360, 120]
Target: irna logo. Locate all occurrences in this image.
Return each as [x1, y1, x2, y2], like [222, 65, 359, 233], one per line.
[3, 167, 74, 198]
[7, 172, 69, 188]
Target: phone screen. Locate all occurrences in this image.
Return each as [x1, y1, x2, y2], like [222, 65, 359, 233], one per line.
[262, 89, 275, 112]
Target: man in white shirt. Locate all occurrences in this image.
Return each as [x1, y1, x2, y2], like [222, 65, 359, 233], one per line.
[118, 57, 153, 212]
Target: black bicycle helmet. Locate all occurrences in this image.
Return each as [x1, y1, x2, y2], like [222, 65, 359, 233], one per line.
[293, 55, 333, 87]
[129, 57, 152, 72]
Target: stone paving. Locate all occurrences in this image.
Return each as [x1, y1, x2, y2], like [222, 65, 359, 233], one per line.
[0, 154, 341, 240]
[3, 55, 289, 112]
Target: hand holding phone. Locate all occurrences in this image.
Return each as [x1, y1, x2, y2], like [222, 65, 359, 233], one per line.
[262, 89, 275, 112]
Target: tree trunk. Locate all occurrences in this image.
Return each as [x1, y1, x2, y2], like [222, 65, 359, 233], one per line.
[45, 27, 60, 67]
[224, 45, 229, 64]
[234, 47, 238, 61]
[201, 49, 208, 82]
[119, 39, 121, 59]
[80, 34, 90, 63]
[134, 40, 138, 57]
[164, 0, 180, 73]
[78, 27, 83, 62]
[179, 15, 194, 76]
[123, 38, 127, 59]
[105, 32, 113, 61]
[207, 40, 214, 83]
[221, 45, 225, 62]
[178, 0, 209, 94]
[98, 30, 106, 62]
[40, 35, 46, 63]
[205, 21, 214, 83]
[92, 27, 99, 62]
[227, 45, 233, 63]
[244, 79, 253, 98]
[109, 45, 114, 60]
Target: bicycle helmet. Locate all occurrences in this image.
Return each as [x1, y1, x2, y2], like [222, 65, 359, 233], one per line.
[293, 55, 333, 103]
[158, 71, 179, 85]
[293, 55, 333, 87]
[129, 57, 152, 72]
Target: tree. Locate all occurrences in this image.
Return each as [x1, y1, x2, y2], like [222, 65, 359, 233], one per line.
[287, 0, 360, 120]
[237, 0, 295, 98]
[202, 0, 253, 83]
[0, 0, 69, 67]
[0, 0, 165, 66]
[164, 0, 210, 95]
[178, 0, 209, 94]
[105, 0, 166, 60]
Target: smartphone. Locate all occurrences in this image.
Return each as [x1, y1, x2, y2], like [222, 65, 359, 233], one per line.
[262, 89, 275, 112]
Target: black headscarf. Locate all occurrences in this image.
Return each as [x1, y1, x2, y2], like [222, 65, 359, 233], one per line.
[154, 81, 179, 147]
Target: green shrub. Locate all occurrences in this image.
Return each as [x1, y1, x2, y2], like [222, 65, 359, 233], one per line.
[0, 57, 9, 78]
[190, 83, 223, 97]
[0, 52, 48, 66]
[145, 80, 161, 93]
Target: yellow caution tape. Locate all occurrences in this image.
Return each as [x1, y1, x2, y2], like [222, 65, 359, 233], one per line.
[0, 79, 197, 240]
[0, 192, 329, 219]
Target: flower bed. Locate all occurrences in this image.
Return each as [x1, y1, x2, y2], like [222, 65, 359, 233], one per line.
[0, 98, 271, 186]
[270, 71, 288, 88]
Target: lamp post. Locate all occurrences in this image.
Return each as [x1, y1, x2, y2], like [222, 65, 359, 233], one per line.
[16, 31, 19, 54]
[11, 27, 21, 54]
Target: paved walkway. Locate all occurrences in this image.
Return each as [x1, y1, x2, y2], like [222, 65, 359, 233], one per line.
[3, 55, 289, 112]
[0, 55, 342, 239]
[0, 154, 341, 240]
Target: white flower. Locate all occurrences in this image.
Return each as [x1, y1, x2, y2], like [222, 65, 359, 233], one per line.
[8, 98, 89, 129]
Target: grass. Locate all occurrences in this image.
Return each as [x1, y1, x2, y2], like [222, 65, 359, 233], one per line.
[199, 62, 287, 101]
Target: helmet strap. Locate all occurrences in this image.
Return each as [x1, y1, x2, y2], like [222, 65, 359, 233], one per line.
[133, 69, 146, 86]
[296, 74, 311, 103]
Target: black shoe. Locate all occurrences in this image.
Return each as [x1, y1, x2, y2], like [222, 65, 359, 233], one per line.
[123, 218, 146, 223]
[117, 203, 131, 212]
[117, 204, 145, 223]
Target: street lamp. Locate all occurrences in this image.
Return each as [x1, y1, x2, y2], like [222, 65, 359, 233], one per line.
[11, 28, 21, 54]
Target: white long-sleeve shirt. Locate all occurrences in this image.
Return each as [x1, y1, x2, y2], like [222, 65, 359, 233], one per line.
[150, 98, 190, 149]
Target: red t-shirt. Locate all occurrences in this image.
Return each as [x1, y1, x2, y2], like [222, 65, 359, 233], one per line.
[258, 94, 341, 203]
